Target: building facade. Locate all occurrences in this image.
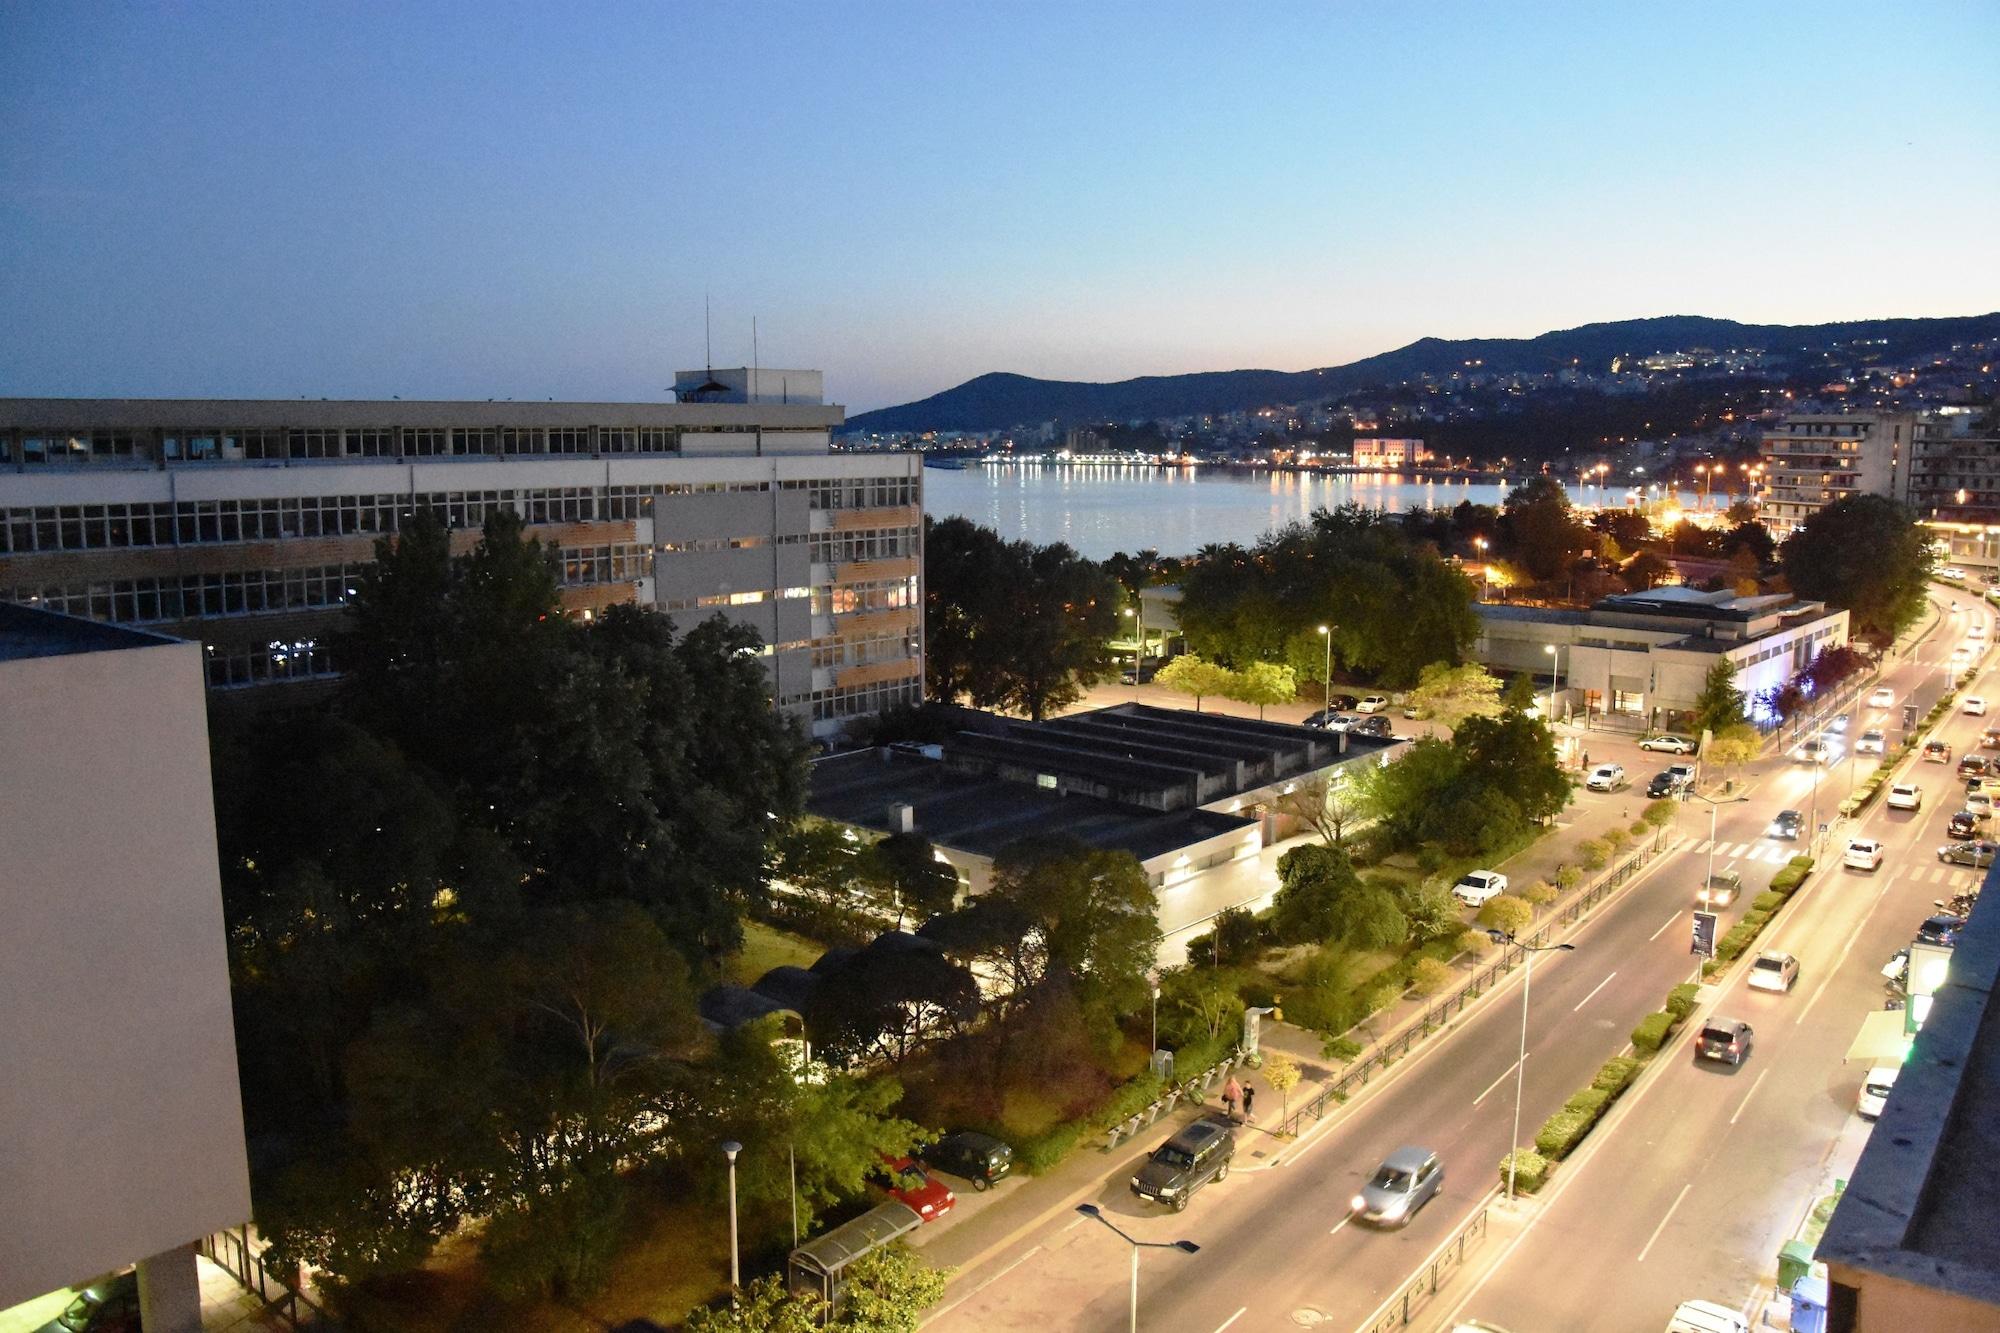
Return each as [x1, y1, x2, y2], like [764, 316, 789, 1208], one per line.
[1350, 436, 1432, 469]
[1904, 410, 2000, 582]
[0, 378, 922, 739]
[1757, 411, 1915, 536]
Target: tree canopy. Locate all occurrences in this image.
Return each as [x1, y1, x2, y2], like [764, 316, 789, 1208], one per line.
[1780, 494, 1933, 644]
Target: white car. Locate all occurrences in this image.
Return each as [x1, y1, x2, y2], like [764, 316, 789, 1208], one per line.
[1943, 567, 1967, 581]
[1868, 686, 1897, 709]
[1355, 695, 1390, 714]
[1887, 782, 1923, 811]
[1792, 738, 1834, 765]
[1747, 951, 1799, 993]
[1856, 729, 1886, 755]
[1967, 696, 1989, 716]
[1667, 1300, 1750, 1333]
[1845, 838, 1885, 872]
[1953, 645, 1973, 662]
[1586, 763, 1627, 792]
[1971, 791, 1995, 818]
[1452, 870, 1508, 907]
[1858, 1066, 1899, 1120]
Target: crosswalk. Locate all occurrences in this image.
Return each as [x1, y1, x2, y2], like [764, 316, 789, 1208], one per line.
[1690, 839, 1982, 887]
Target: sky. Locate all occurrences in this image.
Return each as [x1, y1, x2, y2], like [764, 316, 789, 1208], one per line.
[2, 2, 1996, 413]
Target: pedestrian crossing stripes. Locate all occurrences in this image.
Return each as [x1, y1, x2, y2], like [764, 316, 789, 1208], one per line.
[1684, 841, 1983, 887]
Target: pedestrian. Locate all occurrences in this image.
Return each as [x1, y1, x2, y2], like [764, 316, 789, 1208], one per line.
[1582, 749, 1590, 770]
[1242, 1084, 1257, 1123]
[1222, 1075, 1242, 1121]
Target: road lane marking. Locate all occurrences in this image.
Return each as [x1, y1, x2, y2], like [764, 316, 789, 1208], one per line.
[1328, 1216, 1352, 1236]
[1061, 1214, 1085, 1232]
[1573, 971, 1619, 1012]
[1650, 910, 1681, 941]
[1213, 1310, 1247, 1333]
[1474, 1054, 1524, 1106]
[1730, 1069, 1769, 1125]
[1637, 1183, 1692, 1263]
[1797, 868, 1898, 1026]
[929, 1244, 1043, 1320]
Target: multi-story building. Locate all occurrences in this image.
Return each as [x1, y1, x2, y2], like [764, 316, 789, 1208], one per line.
[1350, 436, 1432, 469]
[1757, 411, 1915, 536]
[0, 373, 923, 739]
[1903, 410, 2000, 581]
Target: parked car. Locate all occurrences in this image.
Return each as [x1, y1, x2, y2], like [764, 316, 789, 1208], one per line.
[1667, 1300, 1751, 1333]
[1939, 839, 1999, 868]
[1586, 763, 1627, 792]
[1918, 913, 1968, 947]
[1451, 870, 1508, 907]
[1968, 696, 1990, 716]
[1695, 1018, 1755, 1066]
[1639, 734, 1698, 754]
[1121, 665, 1157, 685]
[1355, 695, 1390, 714]
[1947, 811, 1983, 840]
[1302, 707, 1342, 729]
[1975, 620, 1990, 640]
[1925, 740, 1953, 763]
[1868, 686, 1897, 709]
[1961, 754, 1990, 777]
[1325, 693, 1359, 711]
[1845, 838, 1885, 871]
[919, 1130, 1014, 1191]
[1857, 1066, 1899, 1120]
[1667, 763, 1698, 788]
[1768, 809, 1804, 840]
[1747, 951, 1799, 993]
[1323, 714, 1359, 732]
[1350, 1145, 1444, 1228]
[1970, 790, 1995, 818]
[1887, 782, 1923, 811]
[1856, 729, 1887, 755]
[1130, 1119, 1233, 1211]
[1944, 566, 1969, 581]
[34, 1274, 140, 1333]
[1698, 868, 1742, 908]
[1351, 715, 1393, 738]
[872, 1155, 956, 1221]
[1983, 727, 2000, 749]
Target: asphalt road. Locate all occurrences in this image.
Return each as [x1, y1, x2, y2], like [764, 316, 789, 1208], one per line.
[1442, 587, 1997, 1332]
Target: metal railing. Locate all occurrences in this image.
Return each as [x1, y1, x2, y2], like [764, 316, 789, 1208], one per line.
[1277, 829, 1679, 1139]
[1356, 1192, 1495, 1331]
[200, 1227, 337, 1330]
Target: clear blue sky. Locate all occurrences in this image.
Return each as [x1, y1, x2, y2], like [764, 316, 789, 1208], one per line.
[3, 2, 1995, 412]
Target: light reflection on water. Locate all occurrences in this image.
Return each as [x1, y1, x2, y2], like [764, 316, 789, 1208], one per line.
[921, 463, 1683, 560]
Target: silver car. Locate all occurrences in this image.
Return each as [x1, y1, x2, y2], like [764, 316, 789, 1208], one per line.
[1351, 1146, 1443, 1227]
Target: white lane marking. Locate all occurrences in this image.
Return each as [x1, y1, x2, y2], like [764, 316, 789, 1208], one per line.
[1328, 1215, 1352, 1236]
[1474, 1054, 1525, 1106]
[1730, 1069, 1769, 1125]
[1693, 839, 1713, 854]
[1573, 971, 1619, 1012]
[1637, 1183, 1693, 1263]
[929, 1244, 1044, 1320]
[1213, 1309, 1247, 1333]
[1799, 836, 1903, 1026]
[1061, 1214, 1086, 1232]
[1650, 910, 1681, 941]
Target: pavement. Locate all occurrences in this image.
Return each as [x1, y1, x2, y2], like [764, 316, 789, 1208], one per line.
[914, 591, 1991, 1332]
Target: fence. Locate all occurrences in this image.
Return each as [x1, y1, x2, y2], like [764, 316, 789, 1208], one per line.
[1277, 828, 1680, 1139]
[200, 1227, 336, 1330]
[1356, 1192, 1494, 1332]
[1102, 1047, 1244, 1151]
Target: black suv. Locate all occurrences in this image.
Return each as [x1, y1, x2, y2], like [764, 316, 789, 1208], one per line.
[1130, 1120, 1234, 1212]
[919, 1130, 1014, 1191]
[1768, 809, 1803, 841]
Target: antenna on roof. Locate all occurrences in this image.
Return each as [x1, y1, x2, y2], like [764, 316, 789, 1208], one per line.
[705, 293, 713, 376]
[753, 316, 759, 402]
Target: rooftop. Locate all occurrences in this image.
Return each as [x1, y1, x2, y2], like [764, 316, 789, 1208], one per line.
[0, 601, 183, 663]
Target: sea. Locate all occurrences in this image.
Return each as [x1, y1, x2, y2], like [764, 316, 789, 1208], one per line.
[920, 462, 1684, 561]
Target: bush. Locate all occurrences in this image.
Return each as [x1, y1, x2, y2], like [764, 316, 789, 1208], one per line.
[1499, 1148, 1550, 1195]
[1416, 842, 1449, 875]
[1629, 820, 1653, 839]
[1563, 1085, 1611, 1118]
[1644, 799, 1678, 828]
[1593, 1056, 1640, 1094]
[1717, 922, 1759, 962]
[1578, 838, 1609, 870]
[1556, 864, 1583, 892]
[1631, 1010, 1676, 1053]
[1520, 879, 1558, 905]
[1789, 855, 1815, 869]
[1770, 866, 1807, 894]
[1459, 928, 1495, 958]
[1321, 1034, 1362, 1063]
[1743, 909, 1772, 932]
[1410, 957, 1455, 997]
[1536, 1108, 1593, 1159]
[1604, 827, 1633, 853]
[1478, 894, 1534, 936]
[1665, 983, 1700, 1022]
[1752, 890, 1785, 913]
[1016, 1123, 1085, 1174]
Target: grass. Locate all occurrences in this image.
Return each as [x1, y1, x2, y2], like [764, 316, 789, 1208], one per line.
[726, 918, 828, 986]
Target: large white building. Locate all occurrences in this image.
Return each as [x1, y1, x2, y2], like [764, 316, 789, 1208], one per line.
[1758, 411, 1915, 536]
[0, 374, 923, 739]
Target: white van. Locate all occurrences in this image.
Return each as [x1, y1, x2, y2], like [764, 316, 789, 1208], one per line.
[1859, 1066, 1899, 1119]
[1666, 1300, 1749, 1333]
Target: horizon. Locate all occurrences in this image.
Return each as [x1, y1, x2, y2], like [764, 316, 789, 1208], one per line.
[3, 3, 1996, 413]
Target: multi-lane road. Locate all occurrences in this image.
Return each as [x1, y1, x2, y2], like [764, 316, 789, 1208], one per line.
[928, 589, 1988, 1333]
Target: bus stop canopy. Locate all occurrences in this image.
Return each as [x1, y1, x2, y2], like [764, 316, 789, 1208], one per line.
[790, 1201, 924, 1283]
[1844, 1009, 1911, 1065]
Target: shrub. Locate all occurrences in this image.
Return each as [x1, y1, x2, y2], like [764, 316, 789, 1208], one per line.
[1410, 957, 1455, 997]
[1563, 1086, 1610, 1118]
[1644, 799, 1678, 828]
[1578, 838, 1609, 870]
[1593, 1056, 1640, 1094]
[1556, 864, 1583, 892]
[1752, 890, 1785, 913]
[1416, 842, 1449, 875]
[1742, 909, 1772, 932]
[1631, 1010, 1676, 1053]
[1665, 983, 1700, 1022]
[1536, 1108, 1592, 1159]
[1604, 827, 1633, 853]
[1459, 928, 1496, 958]
[1789, 855, 1815, 869]
[1499, 1148, 1550, 1194]
[1321, 1034, 1362, 1063]
[1629, 820, 1653, 839]
[1717, 922, 1759, 962]
[1478, 894, 1534, 936]
[1520, 879, 1558, 905]
[1770, 867, 1807, 894]
[1016, 1123, 1085, 1174]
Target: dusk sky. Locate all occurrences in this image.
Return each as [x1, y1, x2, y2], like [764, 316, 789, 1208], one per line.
[3, 2, 1996, 413]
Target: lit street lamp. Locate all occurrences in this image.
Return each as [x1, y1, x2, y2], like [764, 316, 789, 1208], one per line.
[722, 1140, 743, 1294]
[1543, 643, 1564, 726]
[1150, 978, 1161, 1054]
[1473, 536, 1489, 597]
[1074, 1204, 1199, 1333]
[1318, 624, 1332, 705]
[1487, 930, 1575, 1200]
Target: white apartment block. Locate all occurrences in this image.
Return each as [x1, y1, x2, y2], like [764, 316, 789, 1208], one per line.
[0, 374, 923, 740]
[1756, 411, 1914, 536]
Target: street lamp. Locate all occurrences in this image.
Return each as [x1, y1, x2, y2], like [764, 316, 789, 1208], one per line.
[1486, 930, 1575, 1200]
[1473, 536, 1489, 597]
[722, 1140, 743, 1294]
[1683, 789, 1751, 898]
[1150, 979, 1162, 1054]
[1318, 624, 1332, 704]
[1074, 1204, 1199, 1333]
[1544, 643, 1563, 725]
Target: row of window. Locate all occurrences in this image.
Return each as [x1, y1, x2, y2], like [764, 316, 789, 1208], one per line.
[814, 577, 919, 616]
[806, 676, 923, 724]
[0, 424, 836, 466]
[206, 639, 337, 689]
[807, 527, 919, 565]
[8, 563, 365, 625]
[559, 544, 648, 587]
[810, 630, 921, 669]
[780, 477, 918, 510]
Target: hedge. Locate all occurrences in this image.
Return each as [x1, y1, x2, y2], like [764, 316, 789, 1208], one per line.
[1770, 866, 1807, 893]
[1752, 890, 1786, 913]
[1629, 820, 1653, 839]
[1666, 983, 1700, 1022]
[1743, 909, 1772, 932]
[1717, 922, 1760, 962]
[1631, 1010, 1677, 1053]
[1593, 1055, 1641, 1094]
[1500, 1148, 1550, 1194]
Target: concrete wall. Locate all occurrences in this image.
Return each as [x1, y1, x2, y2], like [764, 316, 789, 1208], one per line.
[0, 635, 251, 1307]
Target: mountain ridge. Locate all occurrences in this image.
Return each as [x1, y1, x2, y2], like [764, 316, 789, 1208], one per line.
[843, 313, 2000, 435]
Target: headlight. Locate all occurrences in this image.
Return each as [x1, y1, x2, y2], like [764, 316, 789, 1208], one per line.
[1350, 1194, 1367, 1212]
[1158, 1185, 1179, 1197]
[1131, 1176, 1143, 1188]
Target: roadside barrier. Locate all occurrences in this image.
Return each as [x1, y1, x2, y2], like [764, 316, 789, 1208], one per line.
[1355, 1192, 1495, 1331]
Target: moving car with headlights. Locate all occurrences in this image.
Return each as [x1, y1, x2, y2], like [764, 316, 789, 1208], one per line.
[1747, 951, 1799, 993]
[919, 1130, 1014, 1191]
[1695, 1018, 1755, 1066]
[1845, 838, 1885, 871]
[1639, 733, 1698, 754]
[1858, 1066, 1899, 1120]
[1938, 839, 1999, 868]
[1793, 737, 1834, 765]
[1887, 782, 1923, 811]
[1698, 868, 1742, 908]
[1350, 1146, 1443, 1228]
[1452, 870, 1508, 907]
[1925, 740, 1953, 763]
[1768, 809, 1803, 841]
[1868, 686, 1897, 709]
[1131, 1120, 1233, 1211]
[1856, 729, 1886, 755]
[1586, 763, 1627, 792]
[1961, 754, 1990, 777]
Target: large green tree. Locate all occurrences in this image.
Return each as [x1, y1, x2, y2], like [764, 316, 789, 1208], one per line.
[1404, 661, 1503, 728]
[1780, 494, 1934, 644]
[1500, 477, 1596, 584]
[1691, 658, 1748, 735]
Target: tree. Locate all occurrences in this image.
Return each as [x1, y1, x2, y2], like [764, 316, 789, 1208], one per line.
[1355, 737, 1466, 848]
[1334, 883, 1408, 950]
[1623, 550, 1673, 590]
[1261, 1050, 1301, 1125]
[1781, 494, 1934, 644]
[1271, 843, 1362, 942]
[806, 941, 981, 1066]
[995, 539, 1120, 720]
[1272, 774, 1359, 846]
[1228, 660, 1297, 718]
[1704, 724, 1759, 782]
[923, 516, 1011, 705]
[772, 821, 863, 911]
[1157, 965, 1243, 1044]
[1591, 509, 1652, 548]
[1452, 709, 1571, 823]
[861, 832, 961, 926]
[1155, 653, 1237, 711]
[986, 839, 1160, 1013]
[1404, 661, 1503, 728]
[684, 1277, 823, 1333]
[836, 1244, 952, 1332]
[1691, 659, 1748, 736]
[1500, 477, 1595, 584]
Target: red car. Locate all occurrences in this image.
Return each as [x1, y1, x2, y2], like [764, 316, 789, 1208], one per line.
[874, 1155, 956, 1221]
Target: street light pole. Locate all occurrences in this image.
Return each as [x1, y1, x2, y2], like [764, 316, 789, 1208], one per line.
[1074, 1204, 1199, 1333]
[721, 1140, 743, 1296]
[1544, 642, 1563, 726]
[1489, 931, 1575, 1200]
[1474, 536, 1489, 598]
[1150, 980, 1161, 1055]
[1318, 624, 1332, 705]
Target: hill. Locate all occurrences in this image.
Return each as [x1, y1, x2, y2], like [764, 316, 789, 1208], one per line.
[842, 313, 2000, 435]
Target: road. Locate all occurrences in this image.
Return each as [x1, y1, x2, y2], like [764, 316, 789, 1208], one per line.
[1441, 586, 1995, 1332]
[928, 607, 1978, 1332]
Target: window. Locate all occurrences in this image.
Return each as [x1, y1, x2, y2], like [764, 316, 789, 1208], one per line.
[547, 427, 590, 455]
[450, 427, 494, 456]
[404, 427, 448, 456]
[499, 427, 545, 455]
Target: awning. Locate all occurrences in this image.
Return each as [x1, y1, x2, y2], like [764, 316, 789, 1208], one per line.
[1845, 1009, 1913, 1065]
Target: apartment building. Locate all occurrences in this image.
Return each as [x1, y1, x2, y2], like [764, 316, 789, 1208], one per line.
[0, 374, 923, 739]
[1757, 411, 1915, 535]
[1350, 436, 1432, 469]
[1905, 410, 2000, 581]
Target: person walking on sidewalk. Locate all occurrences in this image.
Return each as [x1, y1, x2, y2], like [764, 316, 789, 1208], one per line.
[1242, 1084, 1257, 1123]
[1222, 1075, 1242, 1122]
